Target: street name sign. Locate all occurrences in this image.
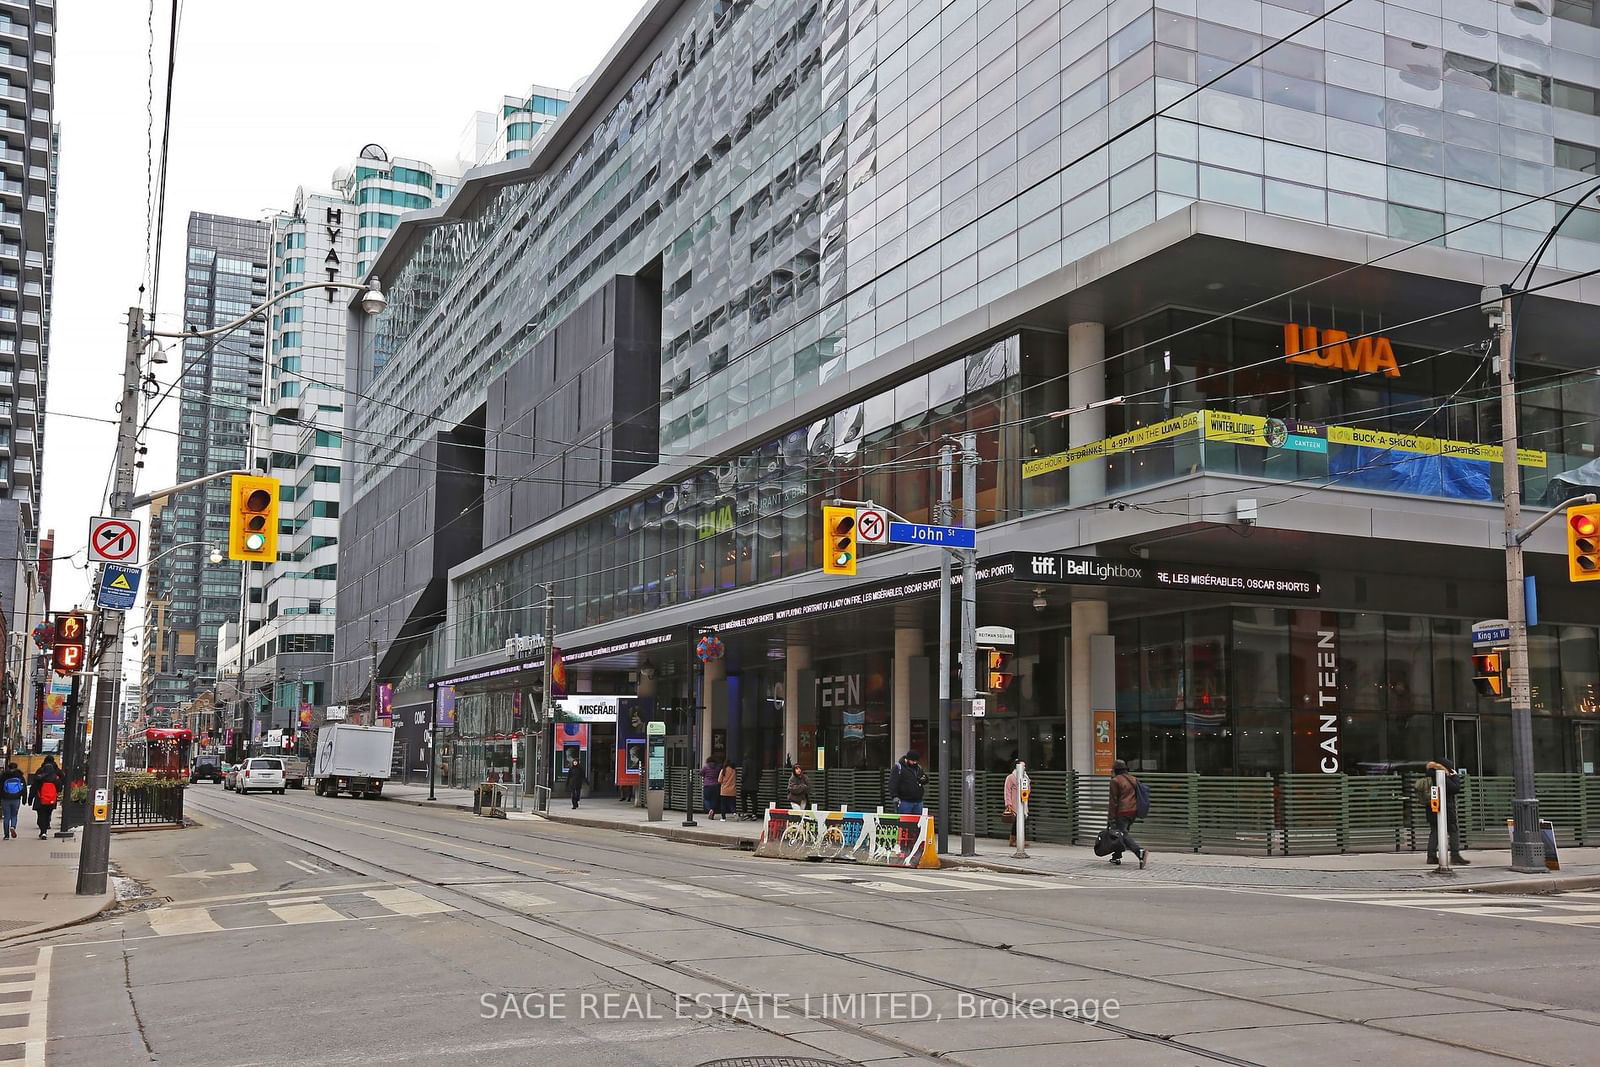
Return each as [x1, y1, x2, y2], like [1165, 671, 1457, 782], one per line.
[1471, 619, 1511, 647]
[887, 521, 977, 549]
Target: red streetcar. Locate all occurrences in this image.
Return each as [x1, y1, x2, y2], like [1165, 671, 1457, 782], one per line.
[140, 728, 193, 777]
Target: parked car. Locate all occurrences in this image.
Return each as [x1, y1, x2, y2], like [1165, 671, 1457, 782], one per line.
[189, 760, 223, 784]
[237, 757, 286, 796]
[222, 763, 241, 790]
[279, 755, 309, 790]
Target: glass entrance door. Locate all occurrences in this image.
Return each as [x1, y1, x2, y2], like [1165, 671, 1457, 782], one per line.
[1577, 722, 1600, 776]
[1445, 716, 1482, 776]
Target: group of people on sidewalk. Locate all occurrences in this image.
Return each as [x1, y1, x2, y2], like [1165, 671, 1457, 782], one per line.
[0, 756, 64, 840]
[700, 754, 766, 820]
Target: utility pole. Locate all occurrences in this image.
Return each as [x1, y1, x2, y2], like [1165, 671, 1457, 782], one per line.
[1491, 288, 1544, 875]
[936, 443, 953, 855]
[958, 432, 978, 857]
[77, 309, 143, 896]
[531, 587, 556, 812]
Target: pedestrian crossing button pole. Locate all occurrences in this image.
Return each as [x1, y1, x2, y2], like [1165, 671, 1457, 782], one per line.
[1013, 762, 1030, 860]
[1431, 767, 1453, 877]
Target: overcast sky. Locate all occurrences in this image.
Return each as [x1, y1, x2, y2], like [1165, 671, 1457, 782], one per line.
[42, 0, 646, 613]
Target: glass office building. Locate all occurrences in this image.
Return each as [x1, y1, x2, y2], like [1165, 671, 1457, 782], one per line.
[341, 0, 1600, 785]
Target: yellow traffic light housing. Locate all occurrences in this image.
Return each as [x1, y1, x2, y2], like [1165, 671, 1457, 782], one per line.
[1569, 504, 1600, 582]
[1472, 651, 1505, 699]
[821, 506, 857, 576]
[229, 475, 280, 562]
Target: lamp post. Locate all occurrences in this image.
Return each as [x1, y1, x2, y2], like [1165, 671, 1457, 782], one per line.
[77, 279, 387, 898]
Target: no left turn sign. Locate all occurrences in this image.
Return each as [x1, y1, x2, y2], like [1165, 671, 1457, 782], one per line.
[857, 507, 888, 544]
[88, 516, 142, 564]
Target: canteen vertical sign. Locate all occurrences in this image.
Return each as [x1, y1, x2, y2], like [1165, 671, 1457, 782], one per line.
[1290, 610, 1342, 774]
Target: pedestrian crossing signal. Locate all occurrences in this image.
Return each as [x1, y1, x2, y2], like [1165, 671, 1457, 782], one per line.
[822, 506, 857, 576]
[1569, 504, 1600, 583]
[228, 475, 280, 562]
[986, 650, 1014, 693]
[1472, 651, 1505, 699]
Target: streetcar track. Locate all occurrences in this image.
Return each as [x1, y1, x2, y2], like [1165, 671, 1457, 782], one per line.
[169, 791, 1581, 1065]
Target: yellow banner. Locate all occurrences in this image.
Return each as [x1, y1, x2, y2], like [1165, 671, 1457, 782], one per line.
[1202, 410, 1270, 446]
[1022, 412, 1200, 479]
[1023, 409, 1545, 477]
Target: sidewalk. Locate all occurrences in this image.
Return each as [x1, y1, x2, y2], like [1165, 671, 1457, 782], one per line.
[380, 784, 1600, 893]
[0, 828, 116, 944]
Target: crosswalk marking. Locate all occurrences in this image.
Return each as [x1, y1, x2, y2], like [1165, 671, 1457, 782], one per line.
[268, 902, 346, 925]
[0, 946, 52, 1067]
[479, 887, 556, 910]
[1298, 890, 1600, 927]
[363, 888, 452, 916]
[148, 909, 224, 936]
[795, 869, 1057, 895]
[756, 879, 829, 896]
[597, 886, 660, 904]
[645, 880, 737, 900]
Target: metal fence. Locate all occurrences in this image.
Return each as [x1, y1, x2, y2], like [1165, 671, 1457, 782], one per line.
[655, 768, 1600, 855]
[112, 785, 185, 828]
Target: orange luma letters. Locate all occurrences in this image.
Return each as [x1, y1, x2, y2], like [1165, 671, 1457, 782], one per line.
[1283, 323, 1401, 378]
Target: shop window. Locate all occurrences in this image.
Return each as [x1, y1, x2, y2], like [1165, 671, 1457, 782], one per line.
[1233, 608, 1290, 709]
[1336, 613, 1386, 712]
[1560, 627, 1599, 715]
[1383, 616, 1431, 713]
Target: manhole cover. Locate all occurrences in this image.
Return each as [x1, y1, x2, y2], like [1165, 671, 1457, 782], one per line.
[51, 853, 76, 860]
[697, 1060, 841, 1067]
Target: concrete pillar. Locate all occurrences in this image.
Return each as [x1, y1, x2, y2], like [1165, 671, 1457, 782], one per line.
[1070, 599, 1109, 776]
[783, 642, 810, 765]
[1067, 321, 1107, 504]
[892, 626, 921, 760]
[701, 656, 725, 764]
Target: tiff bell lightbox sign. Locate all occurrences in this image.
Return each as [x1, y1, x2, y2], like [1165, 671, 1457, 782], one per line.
[1012, 553, 1321, 599]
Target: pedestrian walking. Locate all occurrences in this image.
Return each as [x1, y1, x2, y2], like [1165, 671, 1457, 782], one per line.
[717, 757, 737, 818]
[739, 751, 762, 820]
[1424, 758, 1470, 866]
[786, 764, 810, 808]
[567, 754, 587, 809]
[28, 756, 63, 840]
[701, 755, 721, 819]
[1003, 756, 1024, 848]
[0, 761, 25, 840]
[1106, 759, 1149, 869]
[886, 751, 926, 816]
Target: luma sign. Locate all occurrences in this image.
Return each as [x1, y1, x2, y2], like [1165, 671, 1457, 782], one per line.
[1283, 323, 1401, 378]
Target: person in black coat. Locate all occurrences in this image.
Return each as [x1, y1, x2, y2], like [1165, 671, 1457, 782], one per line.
[27, 756, 64, 839]
[567, 755, 587, 809]
[1425, 758, 1470, 865]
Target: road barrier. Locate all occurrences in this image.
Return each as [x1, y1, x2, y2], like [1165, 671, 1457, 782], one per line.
[685, 767, 1600, 855]
[755, 804, 940, 867]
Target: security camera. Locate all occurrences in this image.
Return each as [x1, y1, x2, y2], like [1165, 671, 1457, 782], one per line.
[1032, 588, 1047, 613]
[1480, 284, 1506, 328]
[1236, 498, 1258, 526]
[1110, 500, 1130, 512]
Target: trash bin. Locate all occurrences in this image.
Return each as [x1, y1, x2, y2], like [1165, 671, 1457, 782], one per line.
[475, 782, 502, 815]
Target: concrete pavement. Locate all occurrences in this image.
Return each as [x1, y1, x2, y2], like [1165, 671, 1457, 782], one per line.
[0, 829, 116, 945]
[381, 783, 1600, 893]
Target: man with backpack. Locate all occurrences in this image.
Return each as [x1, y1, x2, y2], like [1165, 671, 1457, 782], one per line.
[886, 752, 927, 816]
[28, 756, 64, 839]
[1106, 759, 1149, 869]
[0, 762, 25, 839]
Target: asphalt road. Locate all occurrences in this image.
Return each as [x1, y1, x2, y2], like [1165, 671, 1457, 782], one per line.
[9, 784, 1600, 1066]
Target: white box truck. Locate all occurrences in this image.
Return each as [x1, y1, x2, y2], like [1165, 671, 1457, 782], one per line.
[312, 724, 396, 799]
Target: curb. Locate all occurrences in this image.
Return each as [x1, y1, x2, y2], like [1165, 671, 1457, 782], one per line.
[379, 794, 475, 814]
[1447, 874, 1600, 895]
[0, 891, 116, 948]
[545, 811, 760, 849]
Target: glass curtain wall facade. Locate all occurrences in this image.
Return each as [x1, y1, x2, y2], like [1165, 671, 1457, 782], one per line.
[1113, 607, 1600, 777]
[155, 213, 270, 710]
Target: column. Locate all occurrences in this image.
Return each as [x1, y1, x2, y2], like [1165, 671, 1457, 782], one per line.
[1070, 599, 1109, 776]
[892, 626, 922, 760]
[783, 641, 810, 766]
[1067, 321, 1106, 504]
[701, 656, 724, 765]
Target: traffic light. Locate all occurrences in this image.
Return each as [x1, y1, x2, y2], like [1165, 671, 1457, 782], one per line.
[52, 611, 87, 675]
[1569, 503, 1600, 583]
[228, 475, 280, 562]
[1472, 651, 1505, 699]
[821, 506, 857, 576]
[986, 649, 1014, 693]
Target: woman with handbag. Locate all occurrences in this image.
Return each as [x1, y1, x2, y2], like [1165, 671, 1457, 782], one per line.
[1003, 756, 1023, 848]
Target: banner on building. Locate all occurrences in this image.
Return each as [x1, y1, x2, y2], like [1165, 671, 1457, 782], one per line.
[1290, 610, 1342, 774]
[377, 683, 394, 726]
[435, 684, 456, 728]
[298, 704, 314, 730]
[43, 677, 71, 725]
[1092, 711, 1117, 776]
